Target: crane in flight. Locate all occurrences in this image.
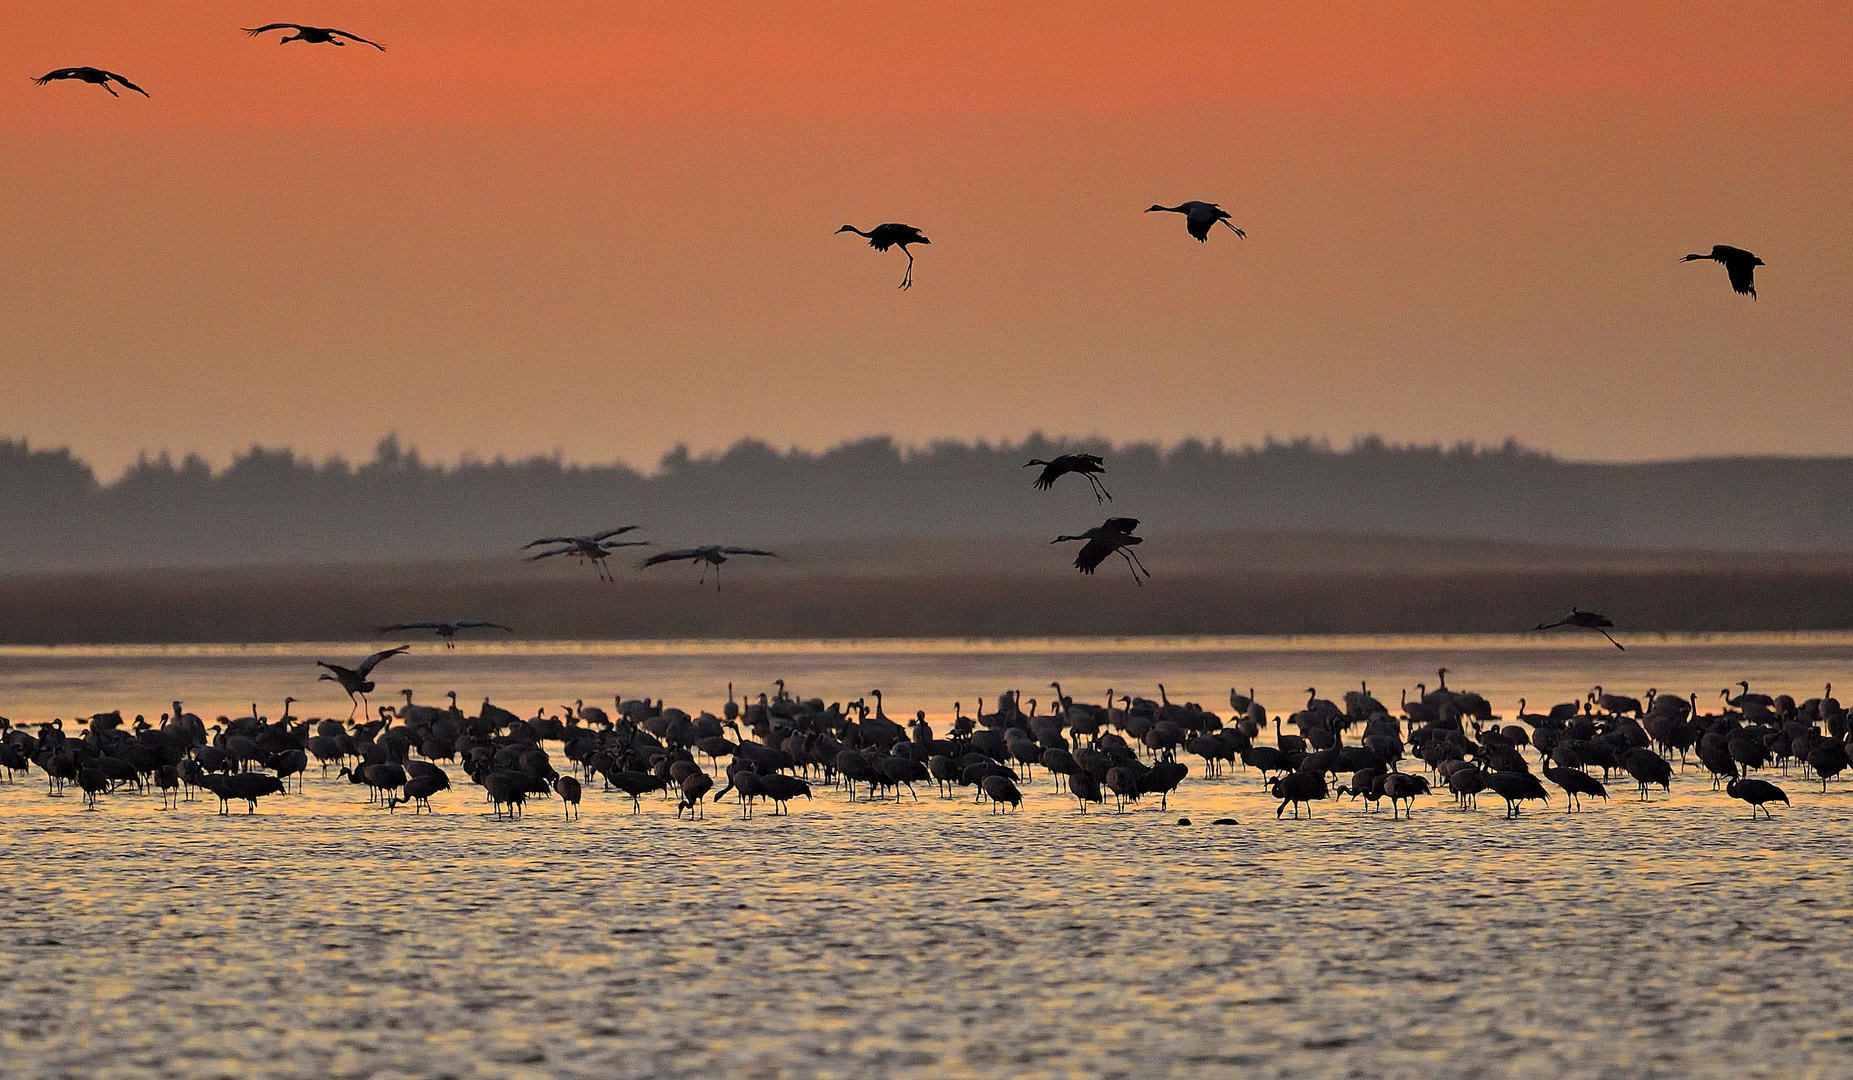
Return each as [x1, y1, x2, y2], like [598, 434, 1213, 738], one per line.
[376, 620, 513, 649]
[1024, 453, 1111, 503]
[242, 23, 386, 50]
[837, 223, 929, 289]
[640, 546, 780, 591]
[1535, 608, 1625, 650]
[1052, 517, 1150, 585]
[1681, 245, 1763, 298]
[1146, 201, 1244, 243]
[316, 645, 410, 717]
[33, 67, 148, 97]
[522, 527, 648, 582]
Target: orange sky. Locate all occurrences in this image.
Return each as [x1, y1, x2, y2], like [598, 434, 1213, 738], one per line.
[3, 3, 1851, 475]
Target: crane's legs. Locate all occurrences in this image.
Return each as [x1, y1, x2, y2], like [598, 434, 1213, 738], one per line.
[1119, 551, 1143, 587]
[899, 248, 915, 290]
[1088, 475, 1112, 503]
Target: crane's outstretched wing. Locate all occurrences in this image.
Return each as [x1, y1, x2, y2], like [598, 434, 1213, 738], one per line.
[596, 540, 651, 552]
[356, 645, 411, 677]
[718, 548, 780, 557]
[1072, 536, 1118, 574]
[525, 547, 572, 561]
[103, 71, 148, 97]
[242, 23, 305, 36]
[33, 68, 84, 84]
[521, 536, 577, 549]
[454, 621, 513, 631]
[315, 661, 351, 678]
[329, 28, 386, 50]
[589, 526, 640, 542]
[1101, 517, 1141, 534]
[641, 549, 705, 567]
[377, 622, 444, 633]
[1726, 261, 1757, 297]
[1030, 461, 1064, 490]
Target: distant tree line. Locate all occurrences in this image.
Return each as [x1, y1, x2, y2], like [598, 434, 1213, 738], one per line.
[4, 433, 1853, 568]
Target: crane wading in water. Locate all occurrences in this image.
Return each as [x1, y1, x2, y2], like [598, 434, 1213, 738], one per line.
[837, 224, 929, 289]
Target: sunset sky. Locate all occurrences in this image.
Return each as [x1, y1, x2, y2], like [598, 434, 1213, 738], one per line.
[3, 3, 1850, 476]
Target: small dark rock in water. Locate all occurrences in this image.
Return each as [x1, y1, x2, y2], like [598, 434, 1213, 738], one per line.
[1211, 817, 1238, 825]
[1177, 817, 1191, 825]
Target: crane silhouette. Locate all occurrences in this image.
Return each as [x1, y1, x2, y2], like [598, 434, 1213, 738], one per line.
[1146, 201, 1244, 242]
[1024, 453, 1111, 503]
[243, 23, 385, 49]
[375, 620, 513, 648]
[1682, 245, 1763, 298]
[640, 546, 780, 591]
[1535, 608, 1625, 650]
[315, 645, 409, 718]
[1052, 517, 1150, 585]
[33, 67, 148, 97]
[522, 527, 648, 582]
[837, 223, 929, 289]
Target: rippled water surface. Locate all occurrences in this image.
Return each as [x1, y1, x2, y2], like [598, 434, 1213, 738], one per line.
[3, 636, 1852, 1079]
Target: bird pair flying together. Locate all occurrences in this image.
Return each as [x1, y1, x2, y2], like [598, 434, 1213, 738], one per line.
[523, 528, 777, 589]
[32, 23, 382, 99]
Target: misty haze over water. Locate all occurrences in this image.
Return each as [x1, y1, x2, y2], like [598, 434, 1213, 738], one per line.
[7, 433, 1853, 569]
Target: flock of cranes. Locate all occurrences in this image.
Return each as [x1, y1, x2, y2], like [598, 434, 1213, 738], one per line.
[5, 671, 1841, 823]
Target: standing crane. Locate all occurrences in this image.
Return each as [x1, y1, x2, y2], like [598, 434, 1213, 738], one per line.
[836, 223, 930, 289]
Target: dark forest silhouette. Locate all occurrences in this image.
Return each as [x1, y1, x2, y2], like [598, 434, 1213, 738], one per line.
[7, 433, 1853, 568]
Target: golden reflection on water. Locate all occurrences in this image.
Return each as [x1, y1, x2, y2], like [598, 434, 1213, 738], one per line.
[3, 632, 1853, 1076]
[2, 744, 1851, 1078]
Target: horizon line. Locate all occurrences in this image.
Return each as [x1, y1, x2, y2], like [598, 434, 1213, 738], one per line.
[13, 431, 1853, 485]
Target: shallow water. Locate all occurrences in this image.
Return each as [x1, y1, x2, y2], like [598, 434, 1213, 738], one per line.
[2, 635, 1851, 1079]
